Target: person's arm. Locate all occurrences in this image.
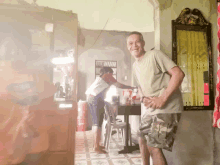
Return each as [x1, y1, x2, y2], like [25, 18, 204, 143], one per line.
[113, 81, 136, 89]
[161, 66, 185, 101]
[144, 66, 185, 109]
[102, 73, 136, 89]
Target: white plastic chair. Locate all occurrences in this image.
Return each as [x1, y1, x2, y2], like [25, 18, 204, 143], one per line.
[103, 103, 132, 150]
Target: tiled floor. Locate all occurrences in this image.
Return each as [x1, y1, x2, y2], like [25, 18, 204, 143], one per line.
[75, 130, 143, 165]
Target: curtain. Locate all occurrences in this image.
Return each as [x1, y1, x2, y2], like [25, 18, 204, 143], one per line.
[213, 2, 220, 127]
[177, 30, 208, 106]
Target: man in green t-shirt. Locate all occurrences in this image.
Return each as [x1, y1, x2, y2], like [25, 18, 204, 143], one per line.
[127, 31, 185, 165]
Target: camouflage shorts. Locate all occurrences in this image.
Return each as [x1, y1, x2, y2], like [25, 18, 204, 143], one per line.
[138, 113, 181, 152]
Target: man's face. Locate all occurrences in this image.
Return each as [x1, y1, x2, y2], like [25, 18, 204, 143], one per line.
[127, 34, 145, 58]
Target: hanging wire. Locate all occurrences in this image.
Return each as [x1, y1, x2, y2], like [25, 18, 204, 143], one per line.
[79, 0, 119, 55]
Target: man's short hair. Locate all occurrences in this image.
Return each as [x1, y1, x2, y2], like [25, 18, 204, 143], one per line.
[100, 67, 113, 76]
[127, 31, 144, 42]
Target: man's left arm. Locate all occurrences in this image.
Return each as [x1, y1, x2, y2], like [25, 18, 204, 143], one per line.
[144, 66, 185, 109]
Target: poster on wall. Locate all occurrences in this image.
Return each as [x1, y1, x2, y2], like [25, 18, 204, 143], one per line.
[95, 60, 117, 80]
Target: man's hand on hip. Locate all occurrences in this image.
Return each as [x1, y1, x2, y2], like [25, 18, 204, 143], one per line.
[143, 96, 166, 109]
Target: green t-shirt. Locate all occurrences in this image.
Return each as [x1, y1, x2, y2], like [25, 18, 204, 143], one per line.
[133, 50, 183, 115]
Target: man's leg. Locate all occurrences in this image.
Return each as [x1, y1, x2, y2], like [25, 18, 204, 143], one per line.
[145, 113, 181, 165]
[147, 146, 167, 165]
[138, 137, 150, 165]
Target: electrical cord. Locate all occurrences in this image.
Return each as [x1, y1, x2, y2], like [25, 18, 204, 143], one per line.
[79, 0, 119, 55]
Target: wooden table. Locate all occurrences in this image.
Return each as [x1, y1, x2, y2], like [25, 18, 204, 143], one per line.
[117, 104, 141, 154]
